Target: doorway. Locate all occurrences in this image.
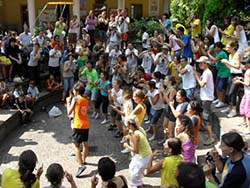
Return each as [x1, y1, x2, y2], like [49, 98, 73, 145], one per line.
[130, 4, 143, 20]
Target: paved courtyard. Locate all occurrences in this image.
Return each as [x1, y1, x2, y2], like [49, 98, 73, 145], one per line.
[1, 102, 250, 188]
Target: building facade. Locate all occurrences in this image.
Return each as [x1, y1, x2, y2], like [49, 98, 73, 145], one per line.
[0, 0, 170, 33]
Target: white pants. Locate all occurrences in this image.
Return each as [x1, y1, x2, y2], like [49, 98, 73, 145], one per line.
[129, 154, 150, 187]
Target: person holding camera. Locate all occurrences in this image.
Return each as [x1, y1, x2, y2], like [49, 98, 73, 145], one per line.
[204, 132, 250, 188]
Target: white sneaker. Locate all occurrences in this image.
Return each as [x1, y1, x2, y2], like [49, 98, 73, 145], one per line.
[212, 99, 219, 104]
[101, 119, 109, 124]
[227, 110, 237, 118]
[91, 112, 96, 118]
[148, 135, 156, 141]
[121, 148, 130, 153]
[95, 113, 100, 119]
[144, 120, 150, 124]
[215, 102, 225, 108]
[120, 137, 126, 144]
[221, 107, 230, 113]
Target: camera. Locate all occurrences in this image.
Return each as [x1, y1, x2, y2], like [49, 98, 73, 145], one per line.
[205, 152, 214, 163]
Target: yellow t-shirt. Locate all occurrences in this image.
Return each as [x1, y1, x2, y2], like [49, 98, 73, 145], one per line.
[161, 155, 183, 187]
[191, 19, 201, 38]
[221, 24, 235, 47]
[1, 168, 39, 188]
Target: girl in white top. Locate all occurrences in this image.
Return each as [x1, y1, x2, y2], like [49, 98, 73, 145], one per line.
[145, 81, 164, 141]
[111, 88, 133, 139]
[221, 41, 243, 117]
[229, 16, 249, 57]
[205, 18, 220, 43]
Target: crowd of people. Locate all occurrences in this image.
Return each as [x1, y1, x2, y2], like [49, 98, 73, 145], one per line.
[1, 7, 250, 188]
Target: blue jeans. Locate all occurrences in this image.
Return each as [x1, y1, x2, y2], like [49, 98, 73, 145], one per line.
[63, 77, 74, 93]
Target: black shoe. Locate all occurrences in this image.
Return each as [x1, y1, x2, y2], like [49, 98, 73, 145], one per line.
[76, 165, 86, 178]
[114, 131, 123, 138]
[108, 124, 116, 131]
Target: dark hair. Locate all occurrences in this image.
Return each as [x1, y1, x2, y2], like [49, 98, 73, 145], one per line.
[98, 157, 116, 181]
[153, 71, 162, 79]
[137, 66, 145, 73]
[101, 71, 109, 80]
[180, 56, 187, 61]
[165, 75, 176, 86]
[178, 115, 194, 141]
[46, 163, 64, 188]
[222, 132, 245, 151]
[167, 137, 182, 155]
[227, 41, 238, 51]
[18, 150, 37, 188]
[148, 80, 156, 89]
[214, 42, 225, 49]
[177, 89, 187, 101]
[9, 37, 16, 43]
[207, 18, 214, 29]
[54, 35, 60, 40]
[177, 162, 206, 188]
[189, 101, 203, 115]
[204, 34, 214, 45]
[118, 54, 126, 61]
[177, 26, 184, 33]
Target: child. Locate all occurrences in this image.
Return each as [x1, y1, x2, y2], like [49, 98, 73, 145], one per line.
[14, 94, 33, 124]
[0, 79, 11, 108]
[44, 163, 77, 188]
[111, 87, 133, 152]
[26, 80, 39, 106]
[46, 74, 61, 92]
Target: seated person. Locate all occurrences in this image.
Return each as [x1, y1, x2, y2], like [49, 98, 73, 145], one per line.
[91, 157, 128, 188]
[26, 80, 39, 106]
[46, 74, 62, 92]
[14, 94, 33, 124]
[0, 79, 12, 108]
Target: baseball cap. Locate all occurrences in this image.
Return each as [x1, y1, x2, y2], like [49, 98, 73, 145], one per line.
[196, 56, 211, 64]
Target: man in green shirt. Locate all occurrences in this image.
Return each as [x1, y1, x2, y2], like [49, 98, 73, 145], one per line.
[81, 61, 98, 114]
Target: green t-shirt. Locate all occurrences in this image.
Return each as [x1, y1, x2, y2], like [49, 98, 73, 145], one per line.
[81, 67, 98, 90]
[161, 155, 183, 187]
[206, 181, 217, 188]
[215, 50, 230, 78]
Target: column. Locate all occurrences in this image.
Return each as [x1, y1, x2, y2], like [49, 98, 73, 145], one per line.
[73, 0, 80, 38]
[163, 0, 169, 14]
[27, 0, 36, 34]
[118, 0, 125, 10]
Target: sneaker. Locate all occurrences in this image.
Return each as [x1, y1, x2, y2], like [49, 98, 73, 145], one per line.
[91, 112, 96, 118]
[121, 148, 130, 153]
[114, 131, 123, 138]
[227, 110, 237, 118]
[215, 102, 225, 108]
[144, 120, 150, 124]
[69, 151, 75, 156]
[94, 113, 100, 119]
[148, 135, 156, 141]
[108, 124, 116, 131]
[212, 99, 219, 104]
[145, 127, 151, 133]
[221, 107, 230, 113]
[101, 119, 109, 124]
[120, 137, 126, 144]
[76, 165, 86, 178]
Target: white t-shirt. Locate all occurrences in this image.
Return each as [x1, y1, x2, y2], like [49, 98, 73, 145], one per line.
[109, 49, 122, 66]
[200, 68, 214, 101]
[28, 50, 41, 67]
[121, 98, 133, 125]
[48, 49, 62, 67]
[111, 88, 123, 107]
[181, 64, 196, 89]
[148, 89, 164, 110]
[142, 32, 150, 49]
[125, 48, 138, 69]
[141, 51, 155, 73]
[154, 52, 171, 75]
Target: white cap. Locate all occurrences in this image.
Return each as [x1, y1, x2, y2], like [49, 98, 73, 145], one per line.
[196, 56, 211, 64]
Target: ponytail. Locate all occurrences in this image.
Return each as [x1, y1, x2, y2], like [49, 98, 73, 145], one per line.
[107, 180, 117, 188]
[20, 170, 36, 188]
